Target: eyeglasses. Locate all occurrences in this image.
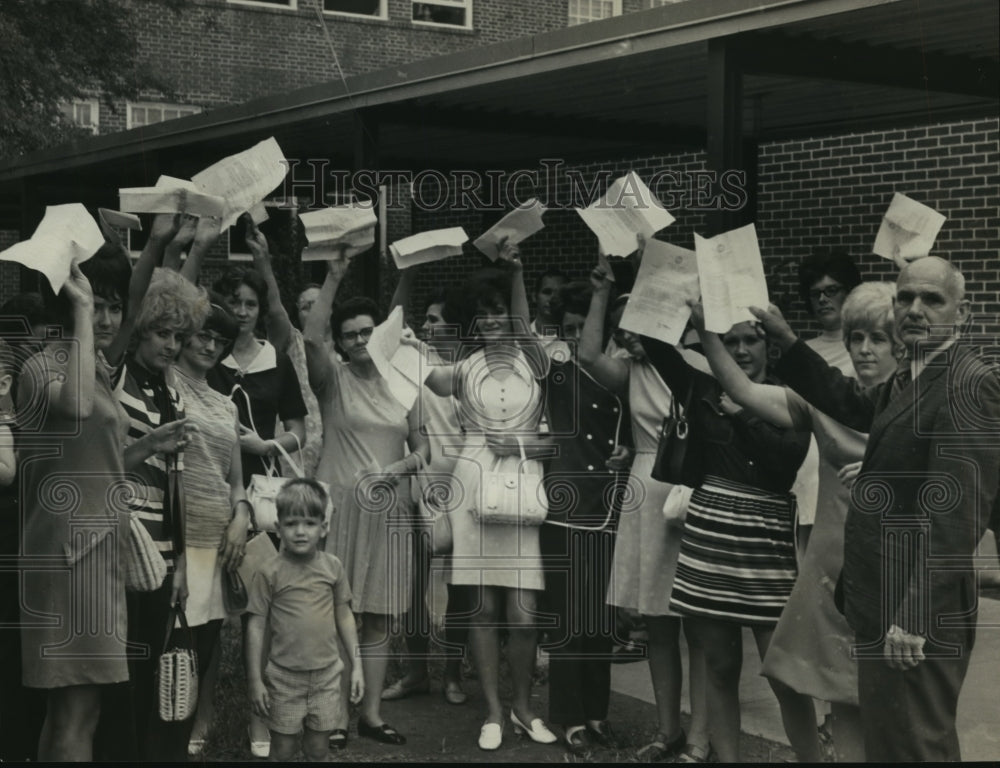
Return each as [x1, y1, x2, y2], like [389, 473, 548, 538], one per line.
[340, 327, 374, 344]
[193, 331, 230, 348]
[809, 285, 846, 301]
[297, 300, 315, 313]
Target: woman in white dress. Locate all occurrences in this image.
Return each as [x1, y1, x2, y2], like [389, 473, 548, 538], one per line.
[418, 241, 556, 752]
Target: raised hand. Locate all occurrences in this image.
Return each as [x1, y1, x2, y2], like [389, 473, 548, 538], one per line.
[61, 261, 95, 309]
[496, 236, 523, 269]
[748, 303, 797, 351]
[687, 299, 706, 332]
[243, 214, 269, 260]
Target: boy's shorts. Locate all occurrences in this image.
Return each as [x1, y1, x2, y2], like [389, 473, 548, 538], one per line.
[264, 658, 344, 735]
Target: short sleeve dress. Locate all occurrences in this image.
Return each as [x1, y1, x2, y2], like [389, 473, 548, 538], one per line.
[445, 348, 547, 591]
[17, 349, 130, 688]
[313, 360, 413, 616]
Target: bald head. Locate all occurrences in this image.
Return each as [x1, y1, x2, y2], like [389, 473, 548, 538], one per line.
[893, 256, 969, 353]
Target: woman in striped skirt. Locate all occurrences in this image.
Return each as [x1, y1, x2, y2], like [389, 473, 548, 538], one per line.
[640, 307, 822, 763]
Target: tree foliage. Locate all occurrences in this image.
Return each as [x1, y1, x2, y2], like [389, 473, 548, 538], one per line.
[0, 0, 188, 160]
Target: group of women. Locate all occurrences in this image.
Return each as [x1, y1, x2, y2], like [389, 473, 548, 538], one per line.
[2, 202, 906, 762]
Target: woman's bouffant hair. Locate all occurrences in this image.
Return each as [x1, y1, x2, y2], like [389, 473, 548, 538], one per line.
[135, 268, 210, 339]
[212, 267, 269, 329]
[196, 292, 240, 359]
[798, 250, 862, 313]
[40, 240, 133, 333]
[840, 282, 899, 350]
[452, 268, 512, 343]
[329, 296, 383, 358]
[550, 280, 593, 326]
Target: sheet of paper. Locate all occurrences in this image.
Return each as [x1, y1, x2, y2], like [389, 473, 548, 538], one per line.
[97, 208, 141, 249]
[389, 227, 467, 269]
[575, 171, 675, 256]
[367, 305, 404, 382]
[0, 204, 104, 293]
[385, 343, 432, 411]
[872, 192, 946, 266]
[694, 223, 769, 334]
[119, 182, 225, 219]
[619, 239, 700, 345]
[472, 199, 547, 260]
[300, 203, 377, 261]
[191, 137, 288, 230]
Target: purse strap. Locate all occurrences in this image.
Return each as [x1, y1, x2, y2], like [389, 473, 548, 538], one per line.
[161, 601, 193, 656]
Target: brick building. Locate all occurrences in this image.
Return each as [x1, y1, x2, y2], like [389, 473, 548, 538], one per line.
[0, 0, 997, 341]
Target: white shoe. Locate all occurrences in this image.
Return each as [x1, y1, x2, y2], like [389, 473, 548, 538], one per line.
[248, 727, 270, 758]
[478, 721, 503, 751]
[510, 711, 557, 744]
[187, 738, 205, 756]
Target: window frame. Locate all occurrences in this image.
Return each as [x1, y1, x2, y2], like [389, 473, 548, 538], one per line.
[60, 99, 101, 135]
[225, 0, 298, 10]
[322, 0, 387, 20]
[567, 0, 622, 26]
[126, 101, 202, 130]
[411, 0, 473, 30]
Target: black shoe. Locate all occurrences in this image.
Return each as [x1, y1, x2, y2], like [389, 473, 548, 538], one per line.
[565, 726, 589, 755]
[636, 729, 686, 762]
[586, 720, 621, 749]
[357, 718, 407, 745]
[328, 729, 348, 751]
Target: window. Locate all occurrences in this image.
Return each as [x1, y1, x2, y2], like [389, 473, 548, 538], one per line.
[127, 102, 202, 130]
[59, 100, 100, 134]
[226, 0, 296, 9]
[568, 0, 620, 26]
[324, 0, 385, 18]
[412, 0, 471, 29]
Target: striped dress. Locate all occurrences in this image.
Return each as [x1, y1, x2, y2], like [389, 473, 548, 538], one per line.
[640, 336, 810, 626]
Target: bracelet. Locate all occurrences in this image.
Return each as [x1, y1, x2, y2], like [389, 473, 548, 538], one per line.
[233, 499, 253, 518]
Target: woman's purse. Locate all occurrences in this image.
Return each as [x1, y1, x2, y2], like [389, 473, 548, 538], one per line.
[236, 502, 278, 601]
[651, 383, 703, 487]
[157, 603, 199, 722]
[662, 483, 694, 527]
[472, 436, 548, 526]
[123, 512, 168, 592]
[412, 453, 453, 556]
[246, 437, 331, 531]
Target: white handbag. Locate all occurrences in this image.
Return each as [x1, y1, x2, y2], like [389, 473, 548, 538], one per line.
[471, 437, 548, 526]
[246, 437, 330, 531]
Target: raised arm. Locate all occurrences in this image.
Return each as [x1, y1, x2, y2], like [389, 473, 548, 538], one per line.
[178, 215, 223, 286]
[43, 263, 97, 420]
[577, 259, 628, 394]
[389, 264, 418, 315]
[161, 214, 198, 272]
[689, 301, 793, 429]
[752, 304, 879, 431]
[105, 213, 180, 366]
[497, 239, 548, 376]
[243, 216, 293, 352]
[303, 254, 349, 392]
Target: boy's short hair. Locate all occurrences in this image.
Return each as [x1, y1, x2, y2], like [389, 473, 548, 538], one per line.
[275, 478, 329, 521]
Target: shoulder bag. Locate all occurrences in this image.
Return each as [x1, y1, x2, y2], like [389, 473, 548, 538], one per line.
[650, 383, 703, 487]
[472, 436, 548, 526]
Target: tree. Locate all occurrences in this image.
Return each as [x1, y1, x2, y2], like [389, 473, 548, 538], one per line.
[0, 0, 188, 160]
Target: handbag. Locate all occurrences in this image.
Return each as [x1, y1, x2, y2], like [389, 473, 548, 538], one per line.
[157, 603, 199, 722]
[236, 502, 278, 598]
[246, 439, 330, 532]
[412, 453, 453, 556]
[222, 569, 248, 614]
[661, 483, 693, 527]
[471, 436, 548, 526]
[123, 512, 168, 592]
[651, 383, 703, 487]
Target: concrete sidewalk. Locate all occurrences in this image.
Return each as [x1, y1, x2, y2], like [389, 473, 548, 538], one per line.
[610, 597, 1000, 762]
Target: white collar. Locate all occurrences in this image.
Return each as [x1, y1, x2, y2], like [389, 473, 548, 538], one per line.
[220, 339, 277, 375]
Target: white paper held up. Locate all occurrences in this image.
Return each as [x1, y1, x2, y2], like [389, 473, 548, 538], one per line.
[0, 204, 104, 293]
[473, 199, 547, 260]
[300, 203, 377, 261]
[365, 306, 431, 410]
[694, 223, 769, 334]
[390, 227, 467, 269]
[872, 193, 946, 268]
[119, 177, 226, 220]
[575, 171, 675, 257]
[192, 137, 288, 230]
[619, 240, 700, 346]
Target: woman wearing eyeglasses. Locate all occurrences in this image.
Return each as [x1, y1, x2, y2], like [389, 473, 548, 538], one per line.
[303, 256, 430, 749]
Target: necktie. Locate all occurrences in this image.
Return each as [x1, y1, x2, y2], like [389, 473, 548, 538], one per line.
[891, 365, 912, 398]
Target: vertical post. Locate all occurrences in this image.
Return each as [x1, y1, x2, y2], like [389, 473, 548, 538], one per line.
[705, 38, 744, 236]
[354, 110, 381, 300]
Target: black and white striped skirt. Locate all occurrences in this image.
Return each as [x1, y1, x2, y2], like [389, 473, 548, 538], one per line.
[669, 475, 797, 625]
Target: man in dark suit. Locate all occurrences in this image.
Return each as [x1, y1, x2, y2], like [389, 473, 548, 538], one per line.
[750, 256, 1000, 761]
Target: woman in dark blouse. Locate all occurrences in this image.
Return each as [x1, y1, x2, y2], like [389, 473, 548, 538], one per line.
[639, 312, 821, 762]
[540, 282, 631, 754]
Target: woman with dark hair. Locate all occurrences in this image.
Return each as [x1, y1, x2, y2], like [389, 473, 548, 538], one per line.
[417, 243, 555, 752]
[208, 264, 306, 487]
[304, 255, 430, 748]
[797, 250, 861, 375]
[540, 280, 630, 753]
[16, 214, 182, 761]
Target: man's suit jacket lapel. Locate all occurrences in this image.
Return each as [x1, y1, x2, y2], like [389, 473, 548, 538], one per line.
[864, 361, 949, 462]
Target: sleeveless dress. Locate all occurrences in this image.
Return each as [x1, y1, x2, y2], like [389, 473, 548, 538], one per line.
[446, 348, 546, 591]
[606, 358, 681, 616]
[314, 360, 412, 616]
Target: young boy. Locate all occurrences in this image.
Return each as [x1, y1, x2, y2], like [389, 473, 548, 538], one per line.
[247, 478, 363, 761]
